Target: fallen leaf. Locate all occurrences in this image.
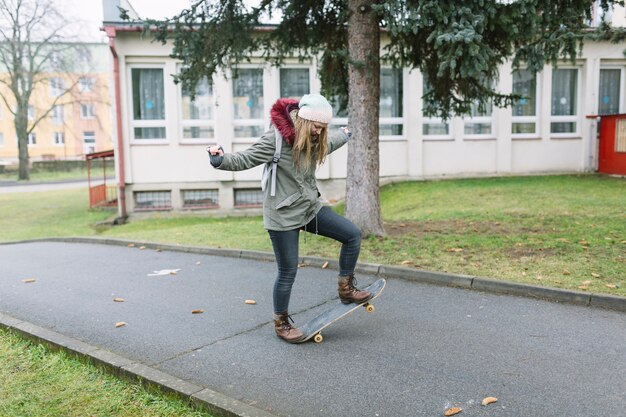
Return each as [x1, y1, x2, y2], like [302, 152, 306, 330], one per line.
[127, 243, 135, 247]
[155, 248, 162, 252]
[21, 278, 36, 283]
[578, 240, 588, 245]
[591, 273, 600, 278]
[482, 397, 498, 406]
[115, 322, 126, 328]
[578, 286, 589, 290]
[169, 270, 177, 275]
[192, 309, 204, 314]
[444, 407, 462, 416]
[245, 300, 257, 305]
[322, 261, 329, 269]
[605, 284, 617, 289]
[447, 248, 463, 253]
[297, 263, 307, 268]
[554, 280, 563, 284]
[401, 260, 413, 265]
[563, 269, 571, 275]
[139, 246, 146, 250]
[113, 298, 125, 302]
[536, 275, 543, 280]
[581, 280, 592, 285]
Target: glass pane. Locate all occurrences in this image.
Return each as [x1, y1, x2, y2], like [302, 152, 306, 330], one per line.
[183, 126, 214, 139]
[380, 68, 403, 118]
[134, 127, 166, 139]
[132, 68, 165, 120]
[233, 69, 264, 119]
[234, 189, 263, 207]
[512, 123, 536, 134]
[550, 122, 576, 133]
[135, 191, 171, 210]
[465, 123, 491, 135]
[182, 189, 219, 208]
[380, 124, 403, 136]
[182, 77, 213, 120]
[599, 69, 620, 115]
[234, 125, 264, 138]
[280, 68, 309, 99]
[551, 69, 578, 116]
[513, 69, 536, 116]
[423, 123, 449, 136]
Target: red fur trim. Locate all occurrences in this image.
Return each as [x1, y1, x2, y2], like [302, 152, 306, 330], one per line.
[270, 98, 299, 145]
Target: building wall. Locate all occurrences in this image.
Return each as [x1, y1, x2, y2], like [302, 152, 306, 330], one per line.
[108, 29, 626, 215]
[0, 43, 114, 165]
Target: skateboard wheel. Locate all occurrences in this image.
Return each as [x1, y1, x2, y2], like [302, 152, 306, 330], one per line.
[365, 303, 375, 313]
[314, 333, 323, 343]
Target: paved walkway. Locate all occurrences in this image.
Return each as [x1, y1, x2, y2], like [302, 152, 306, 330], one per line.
[1, 240, 625, 417]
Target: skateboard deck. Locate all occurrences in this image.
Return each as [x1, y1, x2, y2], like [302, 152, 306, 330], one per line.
[296, 278, 386, 343]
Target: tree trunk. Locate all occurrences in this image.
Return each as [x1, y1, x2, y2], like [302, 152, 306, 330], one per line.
[15, 106, 30, 181]
[346, 0, 385, 237]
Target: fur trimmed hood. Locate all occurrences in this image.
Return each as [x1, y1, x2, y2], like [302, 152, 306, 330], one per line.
[270, 98, 299, 145]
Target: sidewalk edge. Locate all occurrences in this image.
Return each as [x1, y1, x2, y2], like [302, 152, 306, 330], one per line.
[0, 311, 279, 417]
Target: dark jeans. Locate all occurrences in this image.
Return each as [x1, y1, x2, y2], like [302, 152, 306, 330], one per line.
[268, 206, 361, 314]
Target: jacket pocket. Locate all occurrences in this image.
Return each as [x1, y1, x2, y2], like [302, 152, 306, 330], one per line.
[276, 191, 302, 209]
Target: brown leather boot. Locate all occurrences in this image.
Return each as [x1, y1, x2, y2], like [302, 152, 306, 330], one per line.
[274, 312, 305, 343]
[338, 274, 372, 304]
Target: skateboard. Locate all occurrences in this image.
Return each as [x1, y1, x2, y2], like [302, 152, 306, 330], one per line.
[296, 278, 386, 343]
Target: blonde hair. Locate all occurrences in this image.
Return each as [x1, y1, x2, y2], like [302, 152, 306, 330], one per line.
[293, 116, 328, 171]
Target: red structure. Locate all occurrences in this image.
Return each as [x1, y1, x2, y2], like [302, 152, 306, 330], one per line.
[597, 114, 626, 176]
[86, 149, 117, 208]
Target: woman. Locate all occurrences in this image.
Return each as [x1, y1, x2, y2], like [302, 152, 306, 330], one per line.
[207, 93, 371, 343]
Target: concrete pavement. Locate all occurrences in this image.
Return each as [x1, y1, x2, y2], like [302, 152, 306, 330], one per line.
[0, 240, 625, 417]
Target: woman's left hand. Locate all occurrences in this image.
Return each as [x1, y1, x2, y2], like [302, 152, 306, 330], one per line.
[341, 126, 352, 139]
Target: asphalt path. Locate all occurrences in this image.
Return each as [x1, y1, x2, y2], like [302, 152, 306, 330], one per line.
[1, 241, 624, 417]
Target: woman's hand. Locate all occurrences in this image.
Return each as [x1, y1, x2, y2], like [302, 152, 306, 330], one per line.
[341, 127, 352, 139]
[207, 145, 224, 156]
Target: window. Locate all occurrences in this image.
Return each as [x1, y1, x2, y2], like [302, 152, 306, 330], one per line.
[464, 97, 493, 137]
[79, 77, 94, 93]
[232, 68, 264, 138]
[616, 119, 626, 153]
[83, 131, 95, 154]
[131, 67, 166, 140]
[598, 69, 621, 115]
[51, 105, 64, 124]
[80, 104, 95, 119]
[234, 188, 263, 208]
[83, 131, 95, 143]
[380, 68, 403, 136]
[512, 69, 538, 136]
[49, 77, 64, 97]
[134, 191, 172, 211]
[53, 132, 64, 145]
[0, 133, 4, 147]
[28, 132, 36, 145]
[182, 189, 219, 209]
[181, 76, 214, 141]
[280, 68, 309, 99]
[28, 105, 35, 120]
[422, 76, 450, 138]
[551, 68, 579, 135]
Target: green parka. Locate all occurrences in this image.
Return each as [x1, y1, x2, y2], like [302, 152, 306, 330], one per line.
[216, 127, 349, 231]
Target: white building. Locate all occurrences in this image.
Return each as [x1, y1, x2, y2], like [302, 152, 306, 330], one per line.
[102, 0, 626, 217]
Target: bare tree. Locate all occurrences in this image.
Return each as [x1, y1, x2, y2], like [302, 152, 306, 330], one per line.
[0, 0, 92, 180]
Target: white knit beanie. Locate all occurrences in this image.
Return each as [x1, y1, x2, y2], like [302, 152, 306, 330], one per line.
[298, 94, 333, 124]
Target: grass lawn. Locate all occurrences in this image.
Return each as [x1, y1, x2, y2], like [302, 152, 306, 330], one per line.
[0, 329, 210, 417]
[0, 167, 94, 183]
[1, 174, 624, 296]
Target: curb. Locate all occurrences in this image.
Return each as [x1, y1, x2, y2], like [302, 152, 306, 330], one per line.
[0, 311, 278, 417]
[2, 236, 625, 313]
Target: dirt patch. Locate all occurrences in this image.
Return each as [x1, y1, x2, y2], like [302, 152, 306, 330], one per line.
[384, 219, 514, 238]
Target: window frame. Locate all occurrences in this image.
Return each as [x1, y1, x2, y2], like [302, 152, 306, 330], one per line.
[379, 67, 405, 140]
[511, 69, 541, 139]
[80, 103, 95, 119]
[178, 71, 216, 145]
[598, 66, 625, 116]
[53, 131, 64, 145]
[128, 64, 168, 144]
[279, 66, 311, 100]
[550, 66, 582, 138]
[231, 66, 266, 142]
